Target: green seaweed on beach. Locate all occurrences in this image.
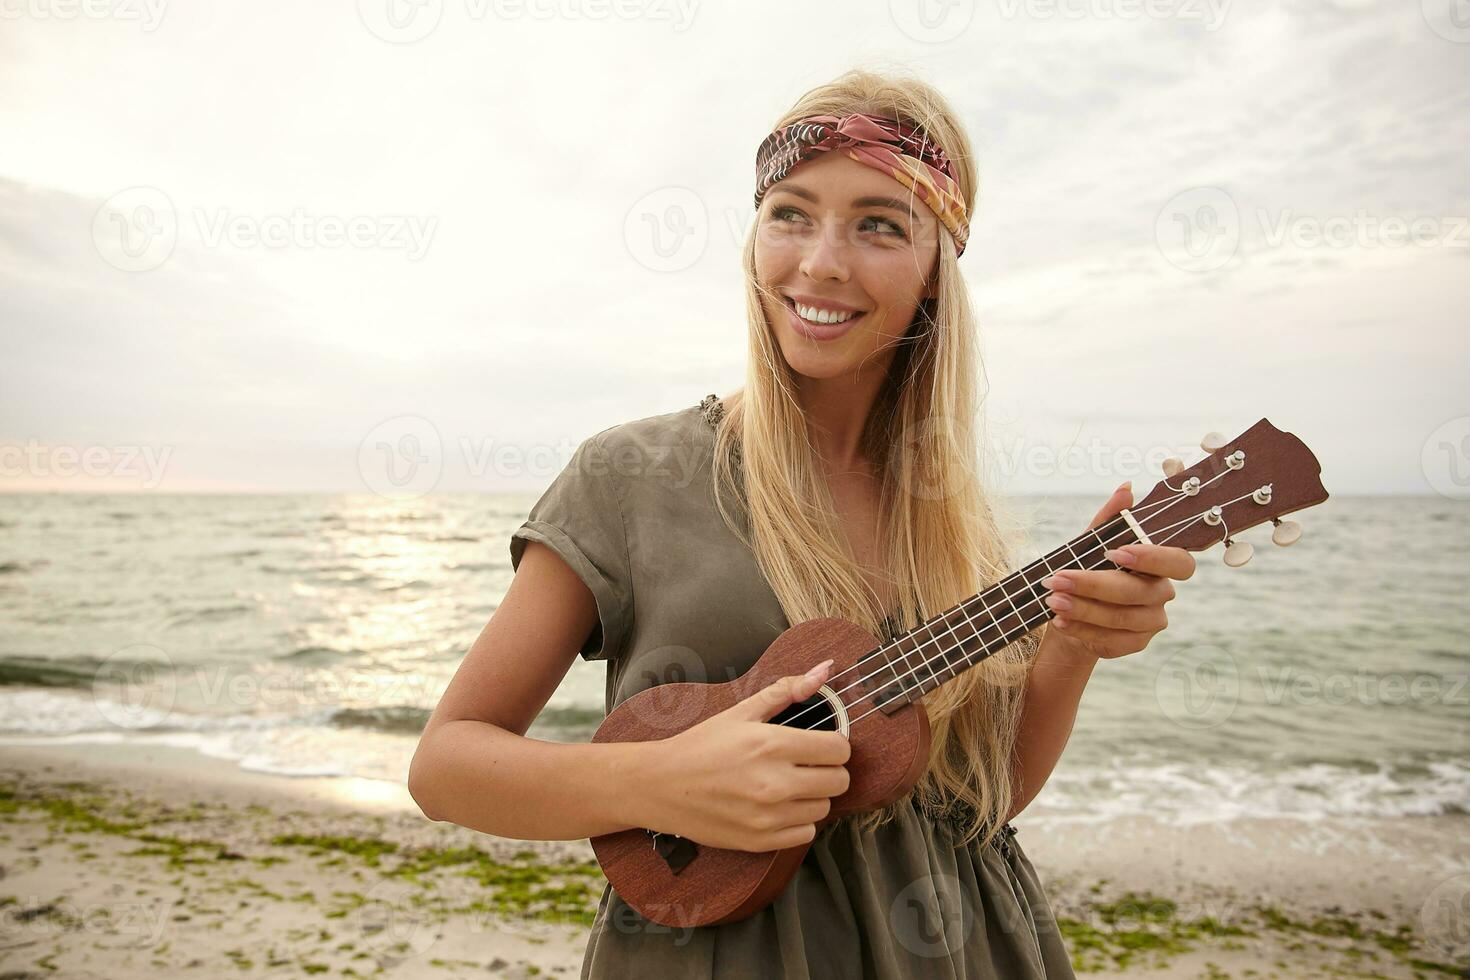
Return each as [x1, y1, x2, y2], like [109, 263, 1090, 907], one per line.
[1061, 891, 1262, 972]
[269, 832, 400, 867]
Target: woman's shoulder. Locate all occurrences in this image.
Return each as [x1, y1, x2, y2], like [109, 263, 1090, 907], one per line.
[590, 399, 712, 453]
[580, 398, 717, 491]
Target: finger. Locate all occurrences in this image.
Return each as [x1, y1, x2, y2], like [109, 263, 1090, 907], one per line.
[765, 727, 852, 765]
[770, 797, 833, 828]
[788, 765, 850, 800]
[763, 823, 817, 850]
[1046, 569, 1169, 606]
[1087, 481, 1134, 530]
[1050, 617, 1154, 655]
[730, 662, 832, 722]
[1103, 544, 1196, 581]
[1047, 592, 1167, 632]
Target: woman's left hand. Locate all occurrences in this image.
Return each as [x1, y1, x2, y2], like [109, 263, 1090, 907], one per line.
[1039, 482, 1196, 661]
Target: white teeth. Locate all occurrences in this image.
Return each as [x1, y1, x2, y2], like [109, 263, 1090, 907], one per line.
[793, 302, 858, 324]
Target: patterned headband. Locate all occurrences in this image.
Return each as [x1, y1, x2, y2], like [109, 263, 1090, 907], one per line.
[753, 112, 970, 257]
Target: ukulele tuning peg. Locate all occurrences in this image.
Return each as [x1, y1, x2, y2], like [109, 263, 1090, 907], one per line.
[1200, 431, 1228, 452]
[1223, 537, 1254, 567]
[1271, 518, 1302, 547]
[1162, 457, 1184, 477]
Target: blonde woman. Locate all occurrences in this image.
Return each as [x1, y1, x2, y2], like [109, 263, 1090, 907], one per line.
[409, 68, 1196, 978]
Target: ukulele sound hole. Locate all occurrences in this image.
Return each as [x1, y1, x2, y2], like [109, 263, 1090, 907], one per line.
[765, 685, 850, 737]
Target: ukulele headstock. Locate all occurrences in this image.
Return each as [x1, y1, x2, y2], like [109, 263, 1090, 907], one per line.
[1130, 420, 1329, 566]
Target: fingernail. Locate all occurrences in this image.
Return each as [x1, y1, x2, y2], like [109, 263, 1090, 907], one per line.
[1053, 617, 1071, 630]
[1046, 593, 1072, 611]
[1105, 548, 1136, 566]
[805, 658, 834, 681]
[1117, 481, 1132, 493]
[1043, 574, 1074, 592]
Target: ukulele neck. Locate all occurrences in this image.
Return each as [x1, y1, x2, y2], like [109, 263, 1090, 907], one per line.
[868, 513, 1146, 708]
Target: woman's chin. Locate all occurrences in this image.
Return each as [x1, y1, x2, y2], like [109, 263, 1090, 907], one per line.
[777, 344, 867, 382]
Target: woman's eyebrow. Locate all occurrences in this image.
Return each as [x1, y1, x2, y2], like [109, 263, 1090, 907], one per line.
[775, 183, 916, 215]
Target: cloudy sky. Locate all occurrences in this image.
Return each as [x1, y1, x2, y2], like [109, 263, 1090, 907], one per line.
[2, 0, 1467, 497]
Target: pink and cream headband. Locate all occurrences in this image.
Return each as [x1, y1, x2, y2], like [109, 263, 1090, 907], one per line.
[753, 112, 970, 257]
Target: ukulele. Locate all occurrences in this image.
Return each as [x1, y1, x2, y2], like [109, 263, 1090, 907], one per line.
[589, 418, 1329, 928]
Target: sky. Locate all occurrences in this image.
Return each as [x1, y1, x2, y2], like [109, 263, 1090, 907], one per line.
[1, 0, 1467, 497]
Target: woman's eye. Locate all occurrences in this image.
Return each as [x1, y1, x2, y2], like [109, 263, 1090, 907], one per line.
[767, 206, 906, 239]
[862, 216, 907, 238]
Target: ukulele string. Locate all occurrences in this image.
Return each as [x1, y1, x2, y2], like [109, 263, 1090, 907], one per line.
[828, 508, 1211, 733]
[777, 485, 1210, 731]
[791, 485, 1249, 735]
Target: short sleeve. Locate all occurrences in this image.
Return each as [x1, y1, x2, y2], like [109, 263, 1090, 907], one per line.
[508, 434, 632, 662]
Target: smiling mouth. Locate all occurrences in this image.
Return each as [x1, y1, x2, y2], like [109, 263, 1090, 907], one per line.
[781, 296, 869, 326]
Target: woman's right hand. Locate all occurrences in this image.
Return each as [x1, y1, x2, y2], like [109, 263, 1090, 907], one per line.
[640, 658, 852, 852]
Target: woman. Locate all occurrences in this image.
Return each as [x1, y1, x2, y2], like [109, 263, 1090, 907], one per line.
[408, 68, 1196, 978]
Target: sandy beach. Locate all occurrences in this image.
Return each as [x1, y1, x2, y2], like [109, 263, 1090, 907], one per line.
[1, 741, 1466, 979]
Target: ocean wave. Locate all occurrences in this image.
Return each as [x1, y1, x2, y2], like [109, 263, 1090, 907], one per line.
[0, 560, 38, 575]
[167, 603, 254, 626]
[0, 689, 1461, 822]
[532, 705, 606, 731]
[0, 655, 112, 689]
[328, 705, 430, 734]
[1033, 758, 1470, 824]
[321, 704, 604, 735]
[274, 646, 362, 664]
[376, 579, 431, 593]
[443, 561, 500, 573]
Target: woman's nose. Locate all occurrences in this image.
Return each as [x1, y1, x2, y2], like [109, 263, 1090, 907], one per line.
[798, 220, 851, 283]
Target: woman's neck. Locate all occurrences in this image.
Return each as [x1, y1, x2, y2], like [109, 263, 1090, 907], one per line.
[795, 374, 887, 473]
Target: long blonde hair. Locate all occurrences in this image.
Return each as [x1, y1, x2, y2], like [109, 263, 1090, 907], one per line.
[709, 66, 1040, 849]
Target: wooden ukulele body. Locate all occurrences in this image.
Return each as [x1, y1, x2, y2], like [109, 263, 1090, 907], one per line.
[589, 616, 930, 928]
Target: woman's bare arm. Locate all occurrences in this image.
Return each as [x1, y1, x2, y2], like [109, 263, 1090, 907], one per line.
[1004, 624, 1098, 823]
[406, 540, 653, 840]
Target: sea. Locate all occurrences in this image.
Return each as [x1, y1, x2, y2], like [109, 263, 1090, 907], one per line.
[0, 493, 1465, 827]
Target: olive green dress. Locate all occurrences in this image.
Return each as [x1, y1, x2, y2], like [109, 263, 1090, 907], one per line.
[508, 395, 1076, 980]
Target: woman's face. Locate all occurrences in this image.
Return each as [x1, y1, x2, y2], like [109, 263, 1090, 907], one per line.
[753, 151, 942, 383]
